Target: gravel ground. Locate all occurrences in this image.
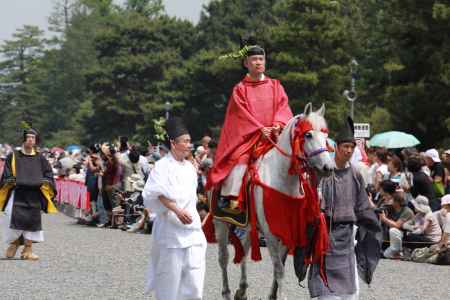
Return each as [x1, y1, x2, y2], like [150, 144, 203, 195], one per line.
[1, 213, 449, 300]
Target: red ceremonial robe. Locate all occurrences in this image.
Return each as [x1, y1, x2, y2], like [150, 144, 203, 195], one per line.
[207, 75, 293, 188]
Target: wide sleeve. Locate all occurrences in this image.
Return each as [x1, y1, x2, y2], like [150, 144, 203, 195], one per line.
[354, 169, 381, 232]
[41, 155, 55, 189]
[0, 153, 15, 210]
[139, 156, 151, 177]
[142, 160, 171, 214]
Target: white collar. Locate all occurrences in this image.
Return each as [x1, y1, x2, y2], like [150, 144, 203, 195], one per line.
[168, 152, 187, 165]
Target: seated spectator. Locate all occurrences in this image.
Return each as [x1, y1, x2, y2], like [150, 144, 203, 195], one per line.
[374, 180, 397, 208]
[403, 195, 442, 244]
[379, 192, 415, 259]
[374, 148, 390, 190]
[407, 155, 436, 208]
[433, 194, 450, 251]
[197, 158, 213, 196]
[388, 155, 405, 186]
[68, 163, 85, 182]
[197, 201, 209, 224]
[127, 208, 156, 233]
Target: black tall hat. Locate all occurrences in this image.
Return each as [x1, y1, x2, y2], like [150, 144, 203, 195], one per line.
[166, 116, 189, 140]
[335, 116, 356, 144]
[23, 127, 40, 144]
[240, 35, 265, 57]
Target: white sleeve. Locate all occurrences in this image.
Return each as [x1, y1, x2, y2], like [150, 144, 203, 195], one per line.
[139, 156, 151, 176]
[142, 161, 171, 214]
[444, 215, 450, 234]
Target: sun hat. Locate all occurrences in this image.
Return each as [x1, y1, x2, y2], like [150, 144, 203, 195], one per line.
[411, 195, 432, 214]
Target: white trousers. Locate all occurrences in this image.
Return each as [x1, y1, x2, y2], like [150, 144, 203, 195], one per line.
[383, 228, 404, 258]
[221, 164, 247, 197]
[146, 242, 206, 300]
[2, 191, 44, 244]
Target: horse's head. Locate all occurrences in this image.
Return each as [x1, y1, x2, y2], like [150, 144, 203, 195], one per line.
[289, 103, 335, 176]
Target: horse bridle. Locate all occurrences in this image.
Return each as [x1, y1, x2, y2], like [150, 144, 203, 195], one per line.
[265, 117, 329, 166]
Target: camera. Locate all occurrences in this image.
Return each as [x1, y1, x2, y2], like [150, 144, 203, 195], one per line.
[374, 205, 390, 214]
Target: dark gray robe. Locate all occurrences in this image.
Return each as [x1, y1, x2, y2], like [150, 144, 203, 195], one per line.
[0, 150, 55, 232]
[308, 164, 381, 298]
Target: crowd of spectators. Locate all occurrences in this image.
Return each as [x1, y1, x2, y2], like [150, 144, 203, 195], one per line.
[357, 146, 450, 264]
[1, 139, 449, 264]
[0, 136, 215, 234]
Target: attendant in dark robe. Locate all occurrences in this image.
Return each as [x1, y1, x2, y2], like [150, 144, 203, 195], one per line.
[308, 117, 381, 300]
[0, 128, 57, 260]
[207, 41, 293, 208]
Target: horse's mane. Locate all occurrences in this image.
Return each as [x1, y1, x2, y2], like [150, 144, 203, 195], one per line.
[278, 112, 328, 152]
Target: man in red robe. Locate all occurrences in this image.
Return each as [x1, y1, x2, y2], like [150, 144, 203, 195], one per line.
[207, 44, 293, 209]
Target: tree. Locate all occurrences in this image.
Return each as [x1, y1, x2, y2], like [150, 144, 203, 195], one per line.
[372, 1, 450, 147]
[83, 5, 196, 143]
[268, 0, 354, 132]
[124, 0, 164, 17]
[0, 25, 46, 143]
[181, 0, 279, 139]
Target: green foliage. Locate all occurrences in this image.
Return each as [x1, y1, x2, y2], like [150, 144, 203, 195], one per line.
[153, 117, 166, 142]
[1, 0, 449, 149]
[269, 0, 352, 131]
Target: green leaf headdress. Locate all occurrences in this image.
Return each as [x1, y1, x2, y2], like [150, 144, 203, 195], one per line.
[21, 121, 40, 143]
[20, 121, 32, 130]
[219, 44, 266, 60]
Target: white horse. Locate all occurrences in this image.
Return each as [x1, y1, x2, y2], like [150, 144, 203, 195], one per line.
[213, 103, 335, 300]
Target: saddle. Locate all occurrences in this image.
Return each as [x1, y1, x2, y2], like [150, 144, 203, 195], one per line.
[209, 185, 249, 228]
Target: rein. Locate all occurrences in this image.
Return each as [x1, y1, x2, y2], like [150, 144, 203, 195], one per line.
[264, 118, 329, 164]
[244, 118, 330, 283]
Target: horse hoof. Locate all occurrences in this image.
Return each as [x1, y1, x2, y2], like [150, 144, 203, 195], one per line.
[222, 291, 232, 300]
[234, 289, 247, 300]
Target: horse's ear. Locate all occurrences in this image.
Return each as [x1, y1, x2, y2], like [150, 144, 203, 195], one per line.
[317, 103, 326, 117]
[304, 102, 312, 116]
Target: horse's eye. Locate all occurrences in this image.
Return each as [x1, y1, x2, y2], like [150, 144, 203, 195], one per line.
[305, 132, 313, 139]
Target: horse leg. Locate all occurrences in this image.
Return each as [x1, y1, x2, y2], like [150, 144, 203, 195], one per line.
[265, 233, 288, 300]
[268, 243, 289, 300]
[214, 220, 232, 300]
[234, 228, 251, 300]
[254, 186, 287, 300]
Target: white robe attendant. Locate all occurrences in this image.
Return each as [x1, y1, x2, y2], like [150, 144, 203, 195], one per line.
[2, 191, 44, 244]
[143, 153, 206, 300]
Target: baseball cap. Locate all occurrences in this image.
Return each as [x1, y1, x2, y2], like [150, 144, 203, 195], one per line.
[424, 149, 441, 163]
[441, 194, 450, 206]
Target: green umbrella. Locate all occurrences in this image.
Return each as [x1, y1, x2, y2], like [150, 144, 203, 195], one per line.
[368, 131, 420, 149]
